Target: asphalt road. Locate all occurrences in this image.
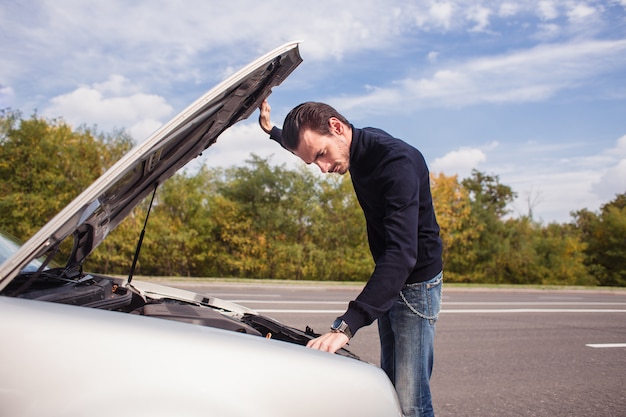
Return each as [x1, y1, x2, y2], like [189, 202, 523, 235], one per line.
[168, 281, 626, 417]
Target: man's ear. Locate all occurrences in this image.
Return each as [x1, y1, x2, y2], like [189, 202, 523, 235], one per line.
[328, 117, 343, 135]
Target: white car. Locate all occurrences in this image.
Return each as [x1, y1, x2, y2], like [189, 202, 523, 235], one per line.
[0, 42, 403, 417]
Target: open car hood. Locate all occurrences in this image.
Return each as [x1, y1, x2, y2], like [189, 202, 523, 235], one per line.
[0, 42, 302, 289]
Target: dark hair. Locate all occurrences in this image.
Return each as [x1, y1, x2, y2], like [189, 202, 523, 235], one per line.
[281, 102, 350, 151]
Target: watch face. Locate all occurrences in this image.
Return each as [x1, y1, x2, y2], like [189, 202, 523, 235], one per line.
[330, 319, 352, 339]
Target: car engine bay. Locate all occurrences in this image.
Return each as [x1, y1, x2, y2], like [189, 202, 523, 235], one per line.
[2, 269, 360, 360]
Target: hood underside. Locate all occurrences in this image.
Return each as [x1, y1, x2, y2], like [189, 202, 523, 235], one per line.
[0, 42, 302, 289]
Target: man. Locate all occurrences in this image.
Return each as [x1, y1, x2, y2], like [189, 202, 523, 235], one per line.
[258, 100, 443, 417]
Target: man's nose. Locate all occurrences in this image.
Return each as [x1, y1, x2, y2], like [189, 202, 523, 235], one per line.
[316, 161, 330, 173]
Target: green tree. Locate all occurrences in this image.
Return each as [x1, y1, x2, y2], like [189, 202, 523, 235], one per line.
[187, 156, 371, 281]
[0, 110, 133, 243]
[461, 170, 517, 282]
[216, 155, 318, 278]
[536, 222, 591, 285]
[309, 173, 371, 281]
[86, 204, 144, 275]
[574, 193, 626, 286]
[492, 218, 590, 285]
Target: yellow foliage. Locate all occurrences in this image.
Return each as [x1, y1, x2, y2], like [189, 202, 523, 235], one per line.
[430, 172, 480, 274]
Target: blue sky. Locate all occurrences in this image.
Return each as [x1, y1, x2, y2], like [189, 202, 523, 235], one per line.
[1, 0, 625, 224]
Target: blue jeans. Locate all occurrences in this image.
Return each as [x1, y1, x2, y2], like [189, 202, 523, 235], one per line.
[378, 272, 443, 417]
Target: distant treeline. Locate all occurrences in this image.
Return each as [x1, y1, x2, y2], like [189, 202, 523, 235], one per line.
[1, 110, 624, 286]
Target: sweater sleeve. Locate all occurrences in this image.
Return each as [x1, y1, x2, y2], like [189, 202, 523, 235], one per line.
[269, 126, 285, 148]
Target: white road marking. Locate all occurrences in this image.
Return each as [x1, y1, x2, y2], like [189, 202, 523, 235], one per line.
[231, 300, 347, 304]
[257, 309, 346, 313]
[222, 299, 626, 314]
[233, 300, 626, 306]
[440, 309, 626, 313]
[443, 302, 626, 306]
[255, 308, 626, 314]
[586, 343, 626, 348]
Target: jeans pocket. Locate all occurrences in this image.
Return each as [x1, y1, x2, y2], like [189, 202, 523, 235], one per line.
[399, 273, 443, 323]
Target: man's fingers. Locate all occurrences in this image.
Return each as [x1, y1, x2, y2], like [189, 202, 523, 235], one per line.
[258, 99, 272, 134]
[306, 332, 349, 353]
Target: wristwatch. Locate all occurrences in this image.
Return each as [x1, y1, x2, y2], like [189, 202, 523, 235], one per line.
[330, 318, 353, 339]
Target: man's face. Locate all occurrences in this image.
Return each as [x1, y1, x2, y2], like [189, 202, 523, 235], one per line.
[293, 118, 351, 174]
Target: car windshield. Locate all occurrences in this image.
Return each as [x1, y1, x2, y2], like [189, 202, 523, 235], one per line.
[0, 231, 47, 273]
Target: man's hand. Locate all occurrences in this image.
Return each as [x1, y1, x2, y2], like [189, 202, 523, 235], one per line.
[306, 331, 349, 353]
[258, 99, 273, 134]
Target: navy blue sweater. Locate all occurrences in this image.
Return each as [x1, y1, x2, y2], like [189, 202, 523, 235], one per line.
[269, 126, 442, 334]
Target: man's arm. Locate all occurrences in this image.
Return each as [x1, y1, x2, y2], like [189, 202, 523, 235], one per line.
[258, 99, 286, 148]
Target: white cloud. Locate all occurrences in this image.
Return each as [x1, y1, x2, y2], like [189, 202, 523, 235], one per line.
[430, 147, 487, 177]
[466, 5, 493, 32]
[474, 136, 626, 223]
[0, 0, 611, 90]
[538, 0, 559, 20]
[507, 168, 602, 222]
[0, 84, 14, 108]
[421, 139, 618, 223]
[1, 0, 621, 116]
[592, 135, 626, 201]
[595, 159, 626, 199]
[427, 51, 440, 63]
[498, 2, 520, 17]
[429, 2, 455, 30]
[42, 75, 173, 141]
[566, 3, 597, 23]
[201, 122, 301, 171]
[534, 23, 562, 40]
[332, 39, 626, 111]
[616, 134, 626, 155]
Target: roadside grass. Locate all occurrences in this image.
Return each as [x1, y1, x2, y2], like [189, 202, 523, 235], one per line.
[128, 276, 626, 292]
